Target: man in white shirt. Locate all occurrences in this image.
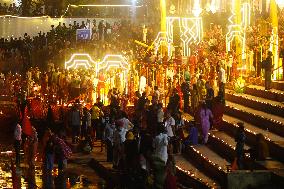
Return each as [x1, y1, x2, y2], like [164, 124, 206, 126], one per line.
[113, 123, 127, 168]
[118, 116, 134, 131]
[164, 111, 175, 138]
[218, 65, 226, 84]
[153, 126, 169, 164]
[218, 65, 226, 103]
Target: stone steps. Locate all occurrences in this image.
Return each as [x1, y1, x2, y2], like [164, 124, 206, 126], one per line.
[208, 131, 284, 174]
[89, 143, 214, 189]
[225, 101, 284, 137]
[244, 85, 284, 102]
[271, 81, 284, 91]
[254, 80, 284, 91]
[225, 90, 284, 117]
[222, 115, 284, 162]
[184, 145, 229, 187]
[175, 155, 220, 189]
[208, 131, 250, 163]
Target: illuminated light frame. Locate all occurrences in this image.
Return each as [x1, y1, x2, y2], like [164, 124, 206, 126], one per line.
[62, 4, 142, 18]
[65, 53, 96, 70]
[97, 54, 130, 94]
[241, 3, 251, 29]
[192, 0, 202, 17]
[97, 54, 129, 73]
[226, 25, 245, 50]
[270, 27, 280, 80]
[226, 3, 251, 59]
[0, 15, 50, 19]
[166, 16, 203, 57]
[180, 17, 203, 56]
[152, 32, 172, 56]
[71, 4, 142, 7]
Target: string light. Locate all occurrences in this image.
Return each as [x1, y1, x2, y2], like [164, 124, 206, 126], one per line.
[175, 165, 216, 187]
[226, 3, 251, 59]
[0, 15, 49, 19]
[152, 31, 172, 56]
[223, 118, 271, 142]
[72, 4, 143, 7]
[227, 92, 284, 113]
[208, 133, 250, 158]
[246, 86, 284, 96]
[190, 146, 226, 172]
[226, 102, 284, 128]
[97, 54, 129, 73]
[166, 16, 203, 56]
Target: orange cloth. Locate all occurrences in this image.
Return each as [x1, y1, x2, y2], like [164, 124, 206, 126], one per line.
[22, 107, 32, 136]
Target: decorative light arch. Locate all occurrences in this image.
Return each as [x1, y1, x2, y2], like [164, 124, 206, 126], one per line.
[65, 53, 96, 70]
[97, 54, 129, 74]
[166, 16, 203, 56]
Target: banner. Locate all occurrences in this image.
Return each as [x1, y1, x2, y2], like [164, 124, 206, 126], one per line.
[76, 29, 92, 40]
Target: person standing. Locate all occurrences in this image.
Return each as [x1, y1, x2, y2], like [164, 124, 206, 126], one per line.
[200, 102, 213, 144]
[82, 107, 91, 140]
[123, 132, 139, 171]
[235, 122, 246, 169]
[153, 125, 169, 164]
[205, 81, 214, 110]
[27, 126, 38, 170]
[157, 103, 164, 124]
[43, 134, 55, 188]
[91, 103, 104, 140]
[14, 121, 22, 166]
[104, 118, 115, 162]
[113, 121, 126, 169]
[191, 84, 199, 115]
[69, 105, 81, 144]
[168, 89, 180, 114]
[218, 65, 226, 104]
[164, 111, 175, 143]
[227, 53, 233, 81]
[164, 154, 177, 189]
[181, 80, 190, 113]
[211, 96, 225, 130]
[263, 51, 273, 90]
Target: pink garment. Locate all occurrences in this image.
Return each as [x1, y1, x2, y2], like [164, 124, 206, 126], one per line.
[200, 108, 213, 143]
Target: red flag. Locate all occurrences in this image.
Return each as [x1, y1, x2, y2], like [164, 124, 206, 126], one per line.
[22, 107, 32, 136]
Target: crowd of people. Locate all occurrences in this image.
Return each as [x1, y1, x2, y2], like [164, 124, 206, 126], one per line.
[11, 72, 227, 189]
[0, 18, 158, 73]
[0, 2, 18, 15]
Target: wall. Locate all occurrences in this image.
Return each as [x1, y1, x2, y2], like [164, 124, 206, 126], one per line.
[227, 170, 272, 189]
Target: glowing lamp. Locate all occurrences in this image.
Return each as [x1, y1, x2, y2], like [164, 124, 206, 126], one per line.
[192, 0, 202, 17]
[276, 0, 284, 8]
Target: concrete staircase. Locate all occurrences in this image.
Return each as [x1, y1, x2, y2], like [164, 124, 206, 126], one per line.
[176, 83, 284, 189]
